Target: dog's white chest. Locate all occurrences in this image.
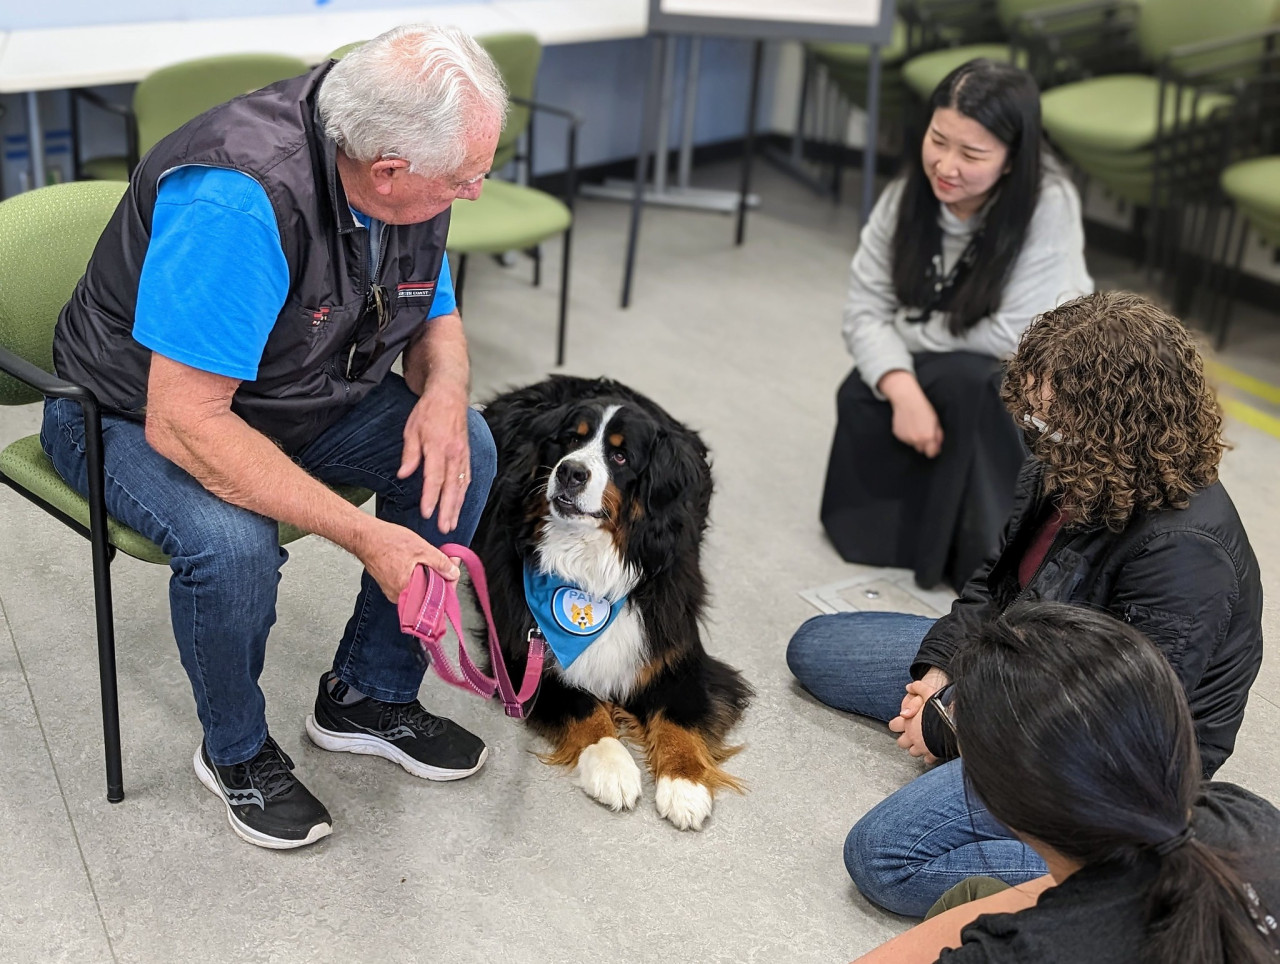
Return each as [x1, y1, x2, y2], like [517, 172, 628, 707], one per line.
[554, 602, 647, 701]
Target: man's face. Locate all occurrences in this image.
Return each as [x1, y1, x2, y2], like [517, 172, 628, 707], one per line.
[366, 119, 501, 224]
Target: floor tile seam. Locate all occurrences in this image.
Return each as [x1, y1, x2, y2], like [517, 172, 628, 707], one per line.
[0, 593, 120, 964]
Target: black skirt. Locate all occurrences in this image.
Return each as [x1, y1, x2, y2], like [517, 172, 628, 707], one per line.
[820, 351, 1027, 593]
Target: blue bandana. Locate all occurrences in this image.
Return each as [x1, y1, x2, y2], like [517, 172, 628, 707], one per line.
[522, 565, 626, 668]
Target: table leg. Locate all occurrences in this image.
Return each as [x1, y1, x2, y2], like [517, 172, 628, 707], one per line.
[861, 44, 883, 227]
[621, 33, 667, 309]
[735, 39, 764, 246]
[26, 91, 47, 190]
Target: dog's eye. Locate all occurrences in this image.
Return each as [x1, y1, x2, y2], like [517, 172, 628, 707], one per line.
[610, 451, 627, 466]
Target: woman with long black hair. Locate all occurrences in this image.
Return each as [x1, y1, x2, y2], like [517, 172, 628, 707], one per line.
[853, 602, 1279, 963]
[822, 58, 1092, 592]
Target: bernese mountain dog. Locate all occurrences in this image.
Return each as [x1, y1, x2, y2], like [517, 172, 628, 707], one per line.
[472, 375, 753, 831]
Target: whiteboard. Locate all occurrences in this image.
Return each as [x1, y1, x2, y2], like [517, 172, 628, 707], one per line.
[648, 0, 894, 42]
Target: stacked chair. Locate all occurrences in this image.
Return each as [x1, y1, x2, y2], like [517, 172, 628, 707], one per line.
[1034, 0, 1279, 276]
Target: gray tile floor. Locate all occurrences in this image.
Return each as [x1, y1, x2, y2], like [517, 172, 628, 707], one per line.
[3, 163, 1278, 964]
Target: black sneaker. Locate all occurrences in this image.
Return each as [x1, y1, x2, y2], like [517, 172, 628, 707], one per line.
[193, 737, 332, 850]
[304, 675, 488, 781]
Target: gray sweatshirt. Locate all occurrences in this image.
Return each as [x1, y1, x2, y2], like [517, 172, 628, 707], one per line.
[842, 171, 1093, 395]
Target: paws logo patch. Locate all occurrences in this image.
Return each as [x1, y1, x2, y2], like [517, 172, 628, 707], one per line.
[553, 587, 612, 636]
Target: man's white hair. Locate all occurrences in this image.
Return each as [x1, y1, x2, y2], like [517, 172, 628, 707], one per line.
[317, 23, 508, 177]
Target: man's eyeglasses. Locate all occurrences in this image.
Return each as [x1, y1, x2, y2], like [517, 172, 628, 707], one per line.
[345, 283, 391, 381]
[928, 682, 958, 738]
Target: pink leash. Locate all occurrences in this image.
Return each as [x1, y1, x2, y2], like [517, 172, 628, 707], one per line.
[396, 544, 544, 719]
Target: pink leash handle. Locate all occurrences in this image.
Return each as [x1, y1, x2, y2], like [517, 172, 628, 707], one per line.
[397, 545, 544, 719]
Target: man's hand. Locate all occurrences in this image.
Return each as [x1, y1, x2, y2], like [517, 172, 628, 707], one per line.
[879, 370, 944, 458]
[398, 382, 470, 530]
[357, 518, 461, 602]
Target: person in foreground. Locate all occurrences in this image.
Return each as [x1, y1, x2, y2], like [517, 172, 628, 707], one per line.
[853, 602, 1280, 964]
[42, 25, 507, 848]
[822, 59, 1092, 592]
[789, 291, 1264, 915]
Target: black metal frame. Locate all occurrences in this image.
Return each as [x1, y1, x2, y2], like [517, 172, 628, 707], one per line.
[1014, 0, 1142, 88]
[0, 344, 124, 803]
[453, 95, 580, 367]
[68, 88, 140, 181]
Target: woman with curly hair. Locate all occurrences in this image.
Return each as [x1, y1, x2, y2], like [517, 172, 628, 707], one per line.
[822, 58, 1092, 592]
[788, 291, 1264, 918]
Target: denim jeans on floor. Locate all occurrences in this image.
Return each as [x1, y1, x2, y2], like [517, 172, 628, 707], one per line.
[786, 611, 1047, 917]
[41, 374, 496, 767]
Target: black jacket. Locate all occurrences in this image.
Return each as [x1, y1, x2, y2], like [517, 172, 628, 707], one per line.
[916, 459, 1264, 777]
[53, 63, 449, 455]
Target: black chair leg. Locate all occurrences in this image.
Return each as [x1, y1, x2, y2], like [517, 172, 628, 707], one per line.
[556, 226, 572, 367]
[1216, 216, 1249, 352]
[82, 405, 124, 802]
[93, 552, 124, 803]
[529, 245, 542, 287]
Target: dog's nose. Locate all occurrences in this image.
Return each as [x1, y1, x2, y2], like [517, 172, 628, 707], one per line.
[556, 460, 590, 493]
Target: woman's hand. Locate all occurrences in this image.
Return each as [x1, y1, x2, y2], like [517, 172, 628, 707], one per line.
[878, 370, 944, 458]
[888, 668, 950, 763]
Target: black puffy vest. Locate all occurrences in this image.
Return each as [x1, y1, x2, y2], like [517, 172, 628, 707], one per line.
[53, 62, 449, 454]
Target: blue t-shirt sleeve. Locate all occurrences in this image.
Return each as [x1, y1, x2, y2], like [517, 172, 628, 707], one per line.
[133, 165, 288, 380]
[429, 253, 456, 319]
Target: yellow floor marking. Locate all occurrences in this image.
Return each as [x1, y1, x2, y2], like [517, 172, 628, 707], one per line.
[1206, 359, 1280, 408]
[1220, 396, 1280, 440]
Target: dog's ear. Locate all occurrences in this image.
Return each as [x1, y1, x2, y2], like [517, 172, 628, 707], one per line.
[482, 381, 574, 484]
[633, 425, 712, 571]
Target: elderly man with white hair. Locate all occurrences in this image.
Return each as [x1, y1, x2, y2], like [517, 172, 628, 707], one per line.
[43, 25, 507, 849]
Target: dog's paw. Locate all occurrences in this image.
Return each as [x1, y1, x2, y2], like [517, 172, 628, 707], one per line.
[573, 737, 642, 812]
[655, 776, 713, 831]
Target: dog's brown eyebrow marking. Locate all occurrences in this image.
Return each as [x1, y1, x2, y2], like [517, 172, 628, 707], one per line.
[575, 420, 589, 436]
[608, 433, 624, 447]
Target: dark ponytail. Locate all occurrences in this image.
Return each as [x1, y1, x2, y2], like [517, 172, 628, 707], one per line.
[952, 603, 1277, 964]
[1146, 840, 1276, 964]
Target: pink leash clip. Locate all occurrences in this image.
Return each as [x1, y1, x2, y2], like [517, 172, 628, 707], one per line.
[396, 544, 544, 719]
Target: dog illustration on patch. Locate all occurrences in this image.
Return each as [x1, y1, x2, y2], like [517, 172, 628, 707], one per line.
[570, 603, 595, 629]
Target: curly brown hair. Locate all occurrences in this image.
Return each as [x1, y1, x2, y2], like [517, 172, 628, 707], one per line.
[1001, 291, 1226, 531]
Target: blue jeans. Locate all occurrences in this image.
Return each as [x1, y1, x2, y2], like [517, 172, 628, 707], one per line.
[41, 375, 496, 767]
[786, 612, 1046, 917]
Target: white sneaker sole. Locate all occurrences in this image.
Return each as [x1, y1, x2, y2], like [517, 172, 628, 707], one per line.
[193, 747, 332, 850]
[304, 715, 488, 781]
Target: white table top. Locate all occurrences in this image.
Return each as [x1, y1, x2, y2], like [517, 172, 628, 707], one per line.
[0, 1, 648, 93]
[494, 0, 647, 46]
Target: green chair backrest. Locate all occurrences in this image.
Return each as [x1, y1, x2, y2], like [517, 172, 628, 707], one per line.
[0, 181, 128, 405]
[1137, 0, 1277, 66]
[997, 0, 1087, 28]
[328, 40, 366, 60]
[476, 33, 542, 172]
[133, 53, 310, 155]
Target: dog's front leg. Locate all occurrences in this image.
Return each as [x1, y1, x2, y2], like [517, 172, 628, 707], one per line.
[536, 688, 642, 813]
[637, 713, 744, 831]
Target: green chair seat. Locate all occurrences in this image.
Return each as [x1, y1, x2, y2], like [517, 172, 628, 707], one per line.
[0, 435, 373, 565]
[446, 178, 571, 254]
[1221, 156, 1280, 220]
[809, 19, 912, 69]
[902, 44, 1026, 99]
[1042, 74, 1234, 154]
